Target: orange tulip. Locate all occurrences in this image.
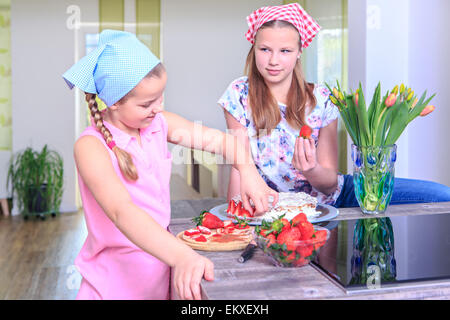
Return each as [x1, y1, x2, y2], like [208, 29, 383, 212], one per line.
[385, 93, 397, 107]
[354, 92, 359, 106]
[420, 105, 435, 116]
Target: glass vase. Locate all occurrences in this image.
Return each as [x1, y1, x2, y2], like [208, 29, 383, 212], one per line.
[350, 217, 397, 288]
[351, 144, 397, 215]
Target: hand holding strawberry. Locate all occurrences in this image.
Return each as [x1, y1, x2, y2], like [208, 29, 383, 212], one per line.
[293, 132, 317, 173]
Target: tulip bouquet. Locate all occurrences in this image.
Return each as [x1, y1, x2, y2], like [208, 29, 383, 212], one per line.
[325, 82, 435, 147]
[325, 81, 436, 214]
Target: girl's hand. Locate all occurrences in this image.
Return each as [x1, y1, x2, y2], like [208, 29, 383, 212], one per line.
[239, 167, 279, 216]
[173, 248, 214, 300]
[292, 137, 317, 173]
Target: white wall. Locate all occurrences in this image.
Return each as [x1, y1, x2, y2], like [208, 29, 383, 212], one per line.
[347, 0, 449, 186]
[10, 0, 98, 214]
[162, 0, 281, 179]
[408, 0, 450, 185]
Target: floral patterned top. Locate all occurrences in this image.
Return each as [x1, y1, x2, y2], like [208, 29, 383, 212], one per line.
[218, 76, 344, 205]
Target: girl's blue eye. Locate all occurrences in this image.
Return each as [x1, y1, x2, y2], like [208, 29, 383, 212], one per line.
[281, 49, 291, 53]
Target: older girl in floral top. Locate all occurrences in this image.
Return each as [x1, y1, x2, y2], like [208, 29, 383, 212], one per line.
[219, 76, 344, 205]
[220, 3, 450, 209]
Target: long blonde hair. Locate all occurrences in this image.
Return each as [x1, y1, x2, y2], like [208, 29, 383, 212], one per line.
[244, 20, 316, 137]
[85, 63, 165, 181]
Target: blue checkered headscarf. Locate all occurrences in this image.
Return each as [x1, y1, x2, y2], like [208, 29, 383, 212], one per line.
[63, 29, 160, 107]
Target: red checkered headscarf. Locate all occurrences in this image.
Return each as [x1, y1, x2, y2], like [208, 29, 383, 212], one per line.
[245, 3, 321, 51]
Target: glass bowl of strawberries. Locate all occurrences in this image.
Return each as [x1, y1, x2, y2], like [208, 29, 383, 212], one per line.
[254, 213, 330, 267]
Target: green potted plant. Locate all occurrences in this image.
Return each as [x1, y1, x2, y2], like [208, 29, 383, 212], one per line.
[7, 145, 64, 220]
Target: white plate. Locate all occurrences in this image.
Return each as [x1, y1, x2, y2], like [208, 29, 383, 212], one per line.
[209, 203, 339, 225]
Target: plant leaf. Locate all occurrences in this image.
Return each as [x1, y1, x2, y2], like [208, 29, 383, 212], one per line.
[384, 102, 410, 145]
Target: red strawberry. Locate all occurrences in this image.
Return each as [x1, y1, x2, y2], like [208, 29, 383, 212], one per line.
[297, 244, 314, 258]
[192, 211, 224, 229]
[293, 257, 308, 267]
[235, 201, 253, 217]
[184, 228, 201, 236]
[193, 235, 207, 242]
[314, 229, 328, 242]
[282, 251, 297, 263]
[197, 226, 212, 235]
[299, 124, 312, 139]
[266, 234, 276, 248]
[291, 212, 308, 226]
[235, 202, 243, 216]
[226, 200, 233, 215]
[277, 227, 302, 251]
[281, 218, 291, 232]
[223, 220, 234, 227]
[225, 226, 235, 234]
[313, 230, 328, 249]
[298, 221, 315, 240]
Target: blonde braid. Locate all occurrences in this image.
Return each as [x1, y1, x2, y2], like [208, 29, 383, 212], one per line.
[85, 93, 139, 181]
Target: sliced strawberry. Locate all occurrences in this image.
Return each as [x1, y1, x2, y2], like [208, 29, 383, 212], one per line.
[184, 229, 201, 236]
[225, 226, 235, 234]
[223, 220, 234, 228]
[226, 200, 237, 215]
[193, 235, 207, 242]
[235, 202, 243, 216]
[197, 226, 212, 235]
[235, 201, 253, 217]
[226, 200, 232, 215]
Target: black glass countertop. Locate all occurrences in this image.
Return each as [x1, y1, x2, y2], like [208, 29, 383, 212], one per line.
[312, 213, 450, 292]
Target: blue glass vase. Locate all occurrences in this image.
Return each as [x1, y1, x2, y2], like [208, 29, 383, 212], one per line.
[352, 144, 397, 215]
[350, 217, 397, 288]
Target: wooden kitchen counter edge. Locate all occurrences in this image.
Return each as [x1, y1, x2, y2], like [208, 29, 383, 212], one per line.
[169, 201, 450, 300]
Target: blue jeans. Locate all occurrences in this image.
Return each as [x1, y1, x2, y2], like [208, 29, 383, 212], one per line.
[334, 174, 450, 208]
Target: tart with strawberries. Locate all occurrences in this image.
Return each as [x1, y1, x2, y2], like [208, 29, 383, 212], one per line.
[177, 211, 254, 251]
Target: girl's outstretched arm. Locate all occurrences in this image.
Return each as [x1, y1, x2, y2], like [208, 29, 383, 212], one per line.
[164, 111, 278, 215]
[74, 135, 213, 300]
[222, 109, 250, 202]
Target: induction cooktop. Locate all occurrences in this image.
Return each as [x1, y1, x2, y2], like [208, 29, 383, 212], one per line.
[312, 213, 450, 293]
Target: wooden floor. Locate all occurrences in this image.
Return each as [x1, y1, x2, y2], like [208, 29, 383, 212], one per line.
[0, 211, 86, 300]
[0, 174, 202, 300]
